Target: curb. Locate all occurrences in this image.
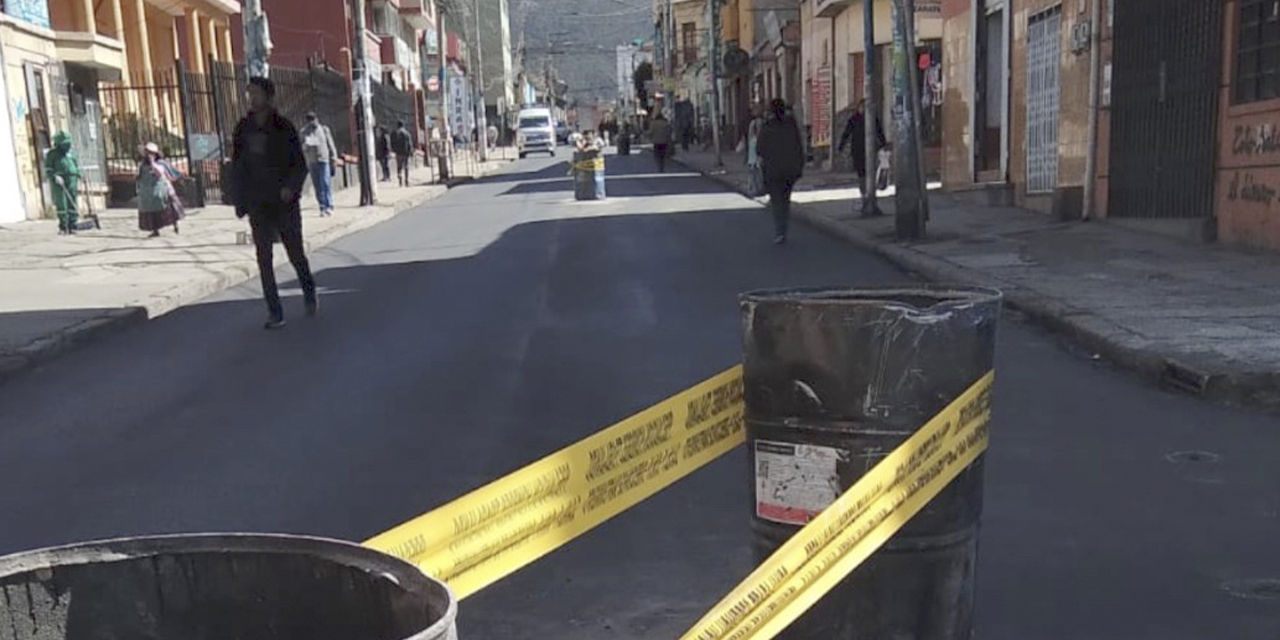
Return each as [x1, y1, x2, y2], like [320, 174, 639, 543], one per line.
[678, 157, 1280, 412]
[0, 181, 459, 386]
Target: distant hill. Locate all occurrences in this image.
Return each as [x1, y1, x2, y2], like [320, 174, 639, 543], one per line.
[511, 0, 652, 103]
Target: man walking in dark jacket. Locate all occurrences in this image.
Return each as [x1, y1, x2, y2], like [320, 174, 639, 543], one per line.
[230, 76, 318, 329]
[758, 98, 805, 245]
[836, 99, 887, 195]
[392, 121, 414, 186]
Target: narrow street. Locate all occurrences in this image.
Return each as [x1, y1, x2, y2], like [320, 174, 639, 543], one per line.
[0, 154, 1277, 639]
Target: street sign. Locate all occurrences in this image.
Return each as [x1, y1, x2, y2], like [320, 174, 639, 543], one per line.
[916, 0, 942, 14]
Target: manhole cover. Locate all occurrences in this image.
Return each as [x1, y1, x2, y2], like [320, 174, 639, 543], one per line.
[1222, 578, 1280, 601]
[1165, 451, 1221, 464]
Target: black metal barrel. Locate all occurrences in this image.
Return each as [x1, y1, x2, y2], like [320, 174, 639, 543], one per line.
[740, 286, 1001, 640]
[0, 534, 457, 640]
[573, 150, 607, 200]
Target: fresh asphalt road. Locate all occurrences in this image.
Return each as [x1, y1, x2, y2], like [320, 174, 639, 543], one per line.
[0, 153, 1277, 639]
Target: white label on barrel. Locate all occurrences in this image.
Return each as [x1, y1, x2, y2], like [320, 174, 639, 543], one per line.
[754, 440, 844, 525]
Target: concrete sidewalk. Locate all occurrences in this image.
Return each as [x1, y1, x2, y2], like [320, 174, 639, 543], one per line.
[675, 148, 1280, 412]
[0, 154, 510, 382]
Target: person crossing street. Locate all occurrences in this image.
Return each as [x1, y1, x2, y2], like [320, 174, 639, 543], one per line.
[649, 113, 674, 173]
[228, 76, 318, 330]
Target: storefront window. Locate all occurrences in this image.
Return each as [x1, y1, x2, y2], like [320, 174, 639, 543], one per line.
[1236, 0, 1280, 103]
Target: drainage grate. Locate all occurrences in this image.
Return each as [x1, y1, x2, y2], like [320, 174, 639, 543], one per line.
[1165, 450, 1221, 464]
[1222, 578, 1280, 601]
[1162, 359, 1212, 395]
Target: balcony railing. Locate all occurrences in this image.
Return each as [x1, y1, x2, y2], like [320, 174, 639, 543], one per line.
[814, 0, 853, 18]
[399, 0, 431, 29]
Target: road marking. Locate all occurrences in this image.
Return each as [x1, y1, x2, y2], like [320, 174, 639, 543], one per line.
[365, 366, 745, 599]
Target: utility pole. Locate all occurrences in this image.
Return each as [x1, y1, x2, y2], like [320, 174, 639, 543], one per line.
[890, 0, 925, 239]
[438, 8, 452, 181]
[351, 0, 377, 205]
[472, 0, 488, 162]
[861, 0, 881, 217]
[709, 0, 723, 166]
[903, 0, 929, 222]
[242, 0, 272, 77]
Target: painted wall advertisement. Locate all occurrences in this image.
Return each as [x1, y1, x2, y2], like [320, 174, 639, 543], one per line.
[447, 66, 473, 138]
[811, 65, 833, 147]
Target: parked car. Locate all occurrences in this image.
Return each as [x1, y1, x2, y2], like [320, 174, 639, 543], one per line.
[556, 121, 571, 144]
[517, 108, 558, 158]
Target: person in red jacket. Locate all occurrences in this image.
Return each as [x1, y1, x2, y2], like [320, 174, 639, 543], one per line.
[229, 76, 318, 329]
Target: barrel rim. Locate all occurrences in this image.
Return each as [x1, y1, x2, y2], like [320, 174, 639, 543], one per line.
[739, 285, 1004, 309]
[0, 533, 458, 640]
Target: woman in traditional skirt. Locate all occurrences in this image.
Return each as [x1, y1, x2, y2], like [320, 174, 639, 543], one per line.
[136, 142, 184, 237]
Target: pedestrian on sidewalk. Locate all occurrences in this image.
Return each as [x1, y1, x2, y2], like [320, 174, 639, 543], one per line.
[301, 111, 338, 217]
[229, 76, 318, 330]
[136, 142, 184, 237]
[45, 131, 81, 235]
[649, 113, 673, 173]
[758, 98, 805, 245]
[376, 126, 393, 182]
[836, 100, 887, 196]
[393, 121, 414, 187]
[745, 102, 765, 198]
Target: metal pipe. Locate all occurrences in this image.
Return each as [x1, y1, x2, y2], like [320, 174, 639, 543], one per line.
[472, 0, 488, 162]
[351, 0, 377, 204]
[904, 0, 929, 221]
[710, 0, 723, 166]
[862, 0, 881, 216]
[1082, 0, 1103, 221]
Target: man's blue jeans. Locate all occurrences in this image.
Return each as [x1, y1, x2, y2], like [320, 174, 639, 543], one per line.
[310, 161, 333, 211]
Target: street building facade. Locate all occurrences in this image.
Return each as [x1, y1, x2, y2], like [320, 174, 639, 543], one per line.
[3, 0, 238, 221]
[1216, 0, 1280, 250]
[243, 0, 433, 140]
[752, 5, 802, 112]
[939, 0, 1102, 219]
[799, 0, 942, 170]
[616, 42, 653, 117]
[478, 0, 514, 136]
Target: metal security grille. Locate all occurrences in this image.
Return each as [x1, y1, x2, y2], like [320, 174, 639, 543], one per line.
[1025, 6, 1061, 194]
[1108, 0, 1221, 219]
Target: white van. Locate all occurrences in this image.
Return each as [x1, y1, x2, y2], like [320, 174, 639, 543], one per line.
[516, 107, 557, 158]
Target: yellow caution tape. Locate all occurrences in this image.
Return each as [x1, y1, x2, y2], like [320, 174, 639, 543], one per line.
[365, 366, 746, 599]
[678, 371, 994, 640]
[571, 157, 605, 172]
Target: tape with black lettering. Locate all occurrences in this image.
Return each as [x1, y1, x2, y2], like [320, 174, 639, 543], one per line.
[677, 371, 994, 640]
[365, 366, 746, 599]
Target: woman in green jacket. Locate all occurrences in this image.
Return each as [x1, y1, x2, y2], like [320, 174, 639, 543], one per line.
[45, 131, 81, 234]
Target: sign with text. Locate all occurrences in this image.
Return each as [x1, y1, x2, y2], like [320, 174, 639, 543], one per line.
[811, 66, 833, 147]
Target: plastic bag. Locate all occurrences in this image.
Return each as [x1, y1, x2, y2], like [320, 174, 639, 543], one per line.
[876, 149, 892, 191]
[747, 165, 765, 198]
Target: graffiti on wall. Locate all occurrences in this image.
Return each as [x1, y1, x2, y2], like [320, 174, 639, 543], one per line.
[1227, 171, 1277, 207]
[1232, 123, 1280, 157]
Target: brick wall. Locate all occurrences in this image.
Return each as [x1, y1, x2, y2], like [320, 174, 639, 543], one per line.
[1216, 0, 1280, 249]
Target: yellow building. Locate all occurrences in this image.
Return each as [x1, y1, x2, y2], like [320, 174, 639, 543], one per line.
[2, 0, 239, 221]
